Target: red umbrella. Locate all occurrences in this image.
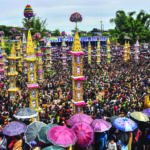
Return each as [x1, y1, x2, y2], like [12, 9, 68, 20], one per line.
[47, 126, 77, 148]
[71, 122, 94, 148]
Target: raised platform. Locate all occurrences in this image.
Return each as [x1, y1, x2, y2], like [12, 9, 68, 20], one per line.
[69, 51, 84, 56]
[71, 76, 85, 81]
[27, 83, 39, 89]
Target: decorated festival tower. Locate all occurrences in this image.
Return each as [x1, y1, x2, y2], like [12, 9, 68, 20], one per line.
[0, 51, 4, 80]
[16, 40, 23, 72]
[106, 37, 111, 64]
[88, 40, 91, 64]
[124, 41, 128, 62]
[70, 32, 85, 113]
[7, 42, 18, 102]
[127, 41, 130, 61]
[1, 36, 7, 76]
[45, 41, 52, 68]
[36, 47, 44, 83]
[134, 40, 140, 63]
[25, 30, 39, 109]
[61, 37, 67, 70]
[96, 38, 101, 64]
[22, 32, 27, 74]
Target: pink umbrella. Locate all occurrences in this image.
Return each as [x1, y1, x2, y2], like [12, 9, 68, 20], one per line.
[91, 119, 112, 132]
[71, 122, 94, 148]
[47, 126, 77, 148]
[67, 114, 93, 126]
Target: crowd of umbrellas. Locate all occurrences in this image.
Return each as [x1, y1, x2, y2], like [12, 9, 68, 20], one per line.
[1, 107, 150, 149]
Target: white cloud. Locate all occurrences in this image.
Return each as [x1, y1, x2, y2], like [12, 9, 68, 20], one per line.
[0, 0, 150, 33]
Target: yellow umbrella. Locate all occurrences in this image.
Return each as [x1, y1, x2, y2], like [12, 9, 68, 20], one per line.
[130, 112, 149, 122]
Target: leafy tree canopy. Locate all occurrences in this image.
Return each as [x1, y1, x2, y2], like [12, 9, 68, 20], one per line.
[110, 10, 150, 44]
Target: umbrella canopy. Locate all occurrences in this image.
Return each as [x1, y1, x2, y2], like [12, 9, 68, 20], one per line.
[113, 117, 138, 132]
[143, 109, 150, 117]
[67, 113, 93, 126]
[38, 124, 57, 144]
[91, 119, 112, 132]
[108, 116, 118, 123]
[25, 121, 46, 144]
[42, 145, 65, 150]
[2, 121, 27, 136]
[130, 112, 149, 122]
[71, 122, 94, 148]
[47, 126, 77, 148]
[14, 107, 38, 119]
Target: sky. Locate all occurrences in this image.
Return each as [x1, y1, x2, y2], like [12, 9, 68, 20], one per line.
[0, 0, 150, 34]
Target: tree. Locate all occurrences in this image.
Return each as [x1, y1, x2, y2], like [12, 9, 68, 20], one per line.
[110, 10, 150, 44]
[51, 29, 60, 36]
[23, 16, 49, 37]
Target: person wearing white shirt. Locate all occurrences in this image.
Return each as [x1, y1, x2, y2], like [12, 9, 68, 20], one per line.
[108, 139, 117, 150]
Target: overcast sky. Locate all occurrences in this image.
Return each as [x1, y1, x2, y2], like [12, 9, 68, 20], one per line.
[1, 0, 150, 33]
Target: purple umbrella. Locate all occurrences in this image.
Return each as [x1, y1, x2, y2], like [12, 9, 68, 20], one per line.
[91, 119, 112, 132]
[67, 114, 93, 126]
[143, 109, 150, 117]
[71, 122, 94, 148]
[2, 121, 27, 136]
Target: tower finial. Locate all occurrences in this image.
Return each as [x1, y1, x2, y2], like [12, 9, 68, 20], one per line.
[1, 37, 5, 49]
[107, 37, 110, 45]
[11, 42, 16, 56]
[26, 30, 34, 55]
[72, 32, 82, 52]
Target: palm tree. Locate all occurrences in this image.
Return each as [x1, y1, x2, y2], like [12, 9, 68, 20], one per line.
[23, 16, 49, 36]
[110, 10, 150, 43]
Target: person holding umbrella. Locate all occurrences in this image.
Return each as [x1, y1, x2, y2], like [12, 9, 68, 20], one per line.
[0, 132, 7, 150]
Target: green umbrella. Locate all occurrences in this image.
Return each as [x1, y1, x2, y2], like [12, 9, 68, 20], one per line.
[25, 121, 46, 144]
[38, 124, 57, 144]
[42, 145, 65, 150]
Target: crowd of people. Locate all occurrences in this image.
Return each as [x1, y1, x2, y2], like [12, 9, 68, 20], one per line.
[0, 43, 149, 150]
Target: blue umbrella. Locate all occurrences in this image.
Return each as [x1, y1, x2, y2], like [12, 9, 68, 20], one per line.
[113, 117, 138, 132]
[14, 108, 38, 119]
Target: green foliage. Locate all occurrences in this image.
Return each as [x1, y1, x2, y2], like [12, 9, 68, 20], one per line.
[51, 29, 61, 36]
[5, 40, 12, 55]
[0, 25, 22, 37]
[110, 10, 150, 44]
[23, 16, 49, 37]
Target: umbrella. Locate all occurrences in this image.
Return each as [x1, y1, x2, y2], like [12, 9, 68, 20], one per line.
[14, 108, 38, 119]
[67, 114, 93, 126]
[143, 108, 150, 117]
[71, 122, 94, 148]
[91, 119, 112, 132]
[130, 112, 149, 122]
[107, 116, 118, 123]
[119, 132, 129, 146]
[113, 117, 138, 132]
[25, 121, 46, 144]
[47, 126, 77, 148]
[42, 145, 65, 150]
[38, 124, 57, 143]
[2, 121, 27, 136]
